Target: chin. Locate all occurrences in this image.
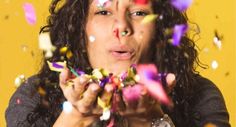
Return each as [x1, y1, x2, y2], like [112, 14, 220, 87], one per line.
[108, 62, 133, 75]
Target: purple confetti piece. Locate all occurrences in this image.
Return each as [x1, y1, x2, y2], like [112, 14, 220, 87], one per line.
[172, 24, 188, 46]
[170, 0, 193, 12]
[23, 3, 36, 25]
[52, 62, 64, 69]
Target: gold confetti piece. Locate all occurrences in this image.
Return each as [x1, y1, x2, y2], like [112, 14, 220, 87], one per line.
[38, 87, 46, 96]
[47, 61, 67, 72]
[39, 33, 56, 58]
[98, 97, 107, 109]
[66, 50, 73, 59]
[15, 75, 26, 87]
[204, 123, 217, 127]
[141, 14, 158, 24]
[60, 46, 68, 54]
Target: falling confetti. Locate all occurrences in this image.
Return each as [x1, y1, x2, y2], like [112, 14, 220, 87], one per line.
[134, 0, 149, 5]
[63, 101, 73, 113]
[137, 64, 170, 104]
[16, 98, 21, 104]
[15, 75, 26, 87]
[96, 0, 112, 8]
[89, 35, 96, 42]
[23, 2, 37, 25]
[39, 33, 56, 58]
[213, 30, 223, 50]
[47, 61, 67, 72]
[170, 0, 193, 11]
[21, 45, 29, 52]
[172, 24, 188, 46]
[141, 14, 158, 24]
[211, 60, 218, 70]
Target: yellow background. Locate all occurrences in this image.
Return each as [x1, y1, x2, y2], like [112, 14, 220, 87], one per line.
[0, 0, 235, 127]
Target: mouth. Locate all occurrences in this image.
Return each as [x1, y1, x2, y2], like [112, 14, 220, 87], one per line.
[110, 50, 134, 60]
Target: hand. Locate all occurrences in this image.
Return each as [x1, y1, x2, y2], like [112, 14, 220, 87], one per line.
[115, 73, 176, 126]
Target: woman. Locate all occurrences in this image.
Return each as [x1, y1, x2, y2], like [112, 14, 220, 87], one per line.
[6, 0, 230, 127]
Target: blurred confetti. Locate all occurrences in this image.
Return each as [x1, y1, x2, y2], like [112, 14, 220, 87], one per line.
[213, 30, 223, 50]
[15, 75, 26, 87]
[89, 35, 96, 42]
[21, 45, 29, 52]
[134, 0, 149, 5]
[23, 2, 37, 25]
[172, 24, 188, 46]
[39, 33, 56, 58]
[170, 0, 193, 11]
[211, 60, 219, 70]
[16, 98, 21, 105]
[63, 101, 73, 113]
[141, 14, 158, 24]
[204, 123, 217, 127]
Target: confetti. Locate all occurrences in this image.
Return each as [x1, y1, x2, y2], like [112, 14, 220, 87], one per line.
[213, 30, 223, 50]
[211, 60, 218, 70]
[141, 14, 158, 24]
[134, 0, 149, 5]
[204, 123, 217, 127]
[137, 64, 170, 104]
[170, 0, 193, 11]
[47, 61, 67, 72]
[89, 35, 96, 42]
[16, 98, 21, 104]
[97, 97, 111, 121]
[63, 101, 73, 114]
[23, 2, 37, 25]
[96, 0, 112, 8]
[122, 85, 142, 102]
[172, 24, 188, 46]
[15, 75, 26, 87]
[39, 33, 56, 58]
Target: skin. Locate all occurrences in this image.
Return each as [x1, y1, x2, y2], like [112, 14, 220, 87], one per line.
[54, 0, 176, 127]
[86, 0, 156, 75]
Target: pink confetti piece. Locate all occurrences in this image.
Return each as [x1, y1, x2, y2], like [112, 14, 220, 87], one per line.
[122, 85, 143, 102]
[137, 64, 170, 105]
[23, 3, 36, 25]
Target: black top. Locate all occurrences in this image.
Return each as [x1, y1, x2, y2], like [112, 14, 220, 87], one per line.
[5, 75, 230, 127]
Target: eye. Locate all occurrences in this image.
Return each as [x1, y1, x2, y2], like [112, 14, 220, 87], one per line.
[95, 10, 112, 15]
[130, 11, 148, 17]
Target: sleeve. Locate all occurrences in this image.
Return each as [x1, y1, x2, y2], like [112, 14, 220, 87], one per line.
[5, 76, 49, 127]
[190, 78, 231, 127]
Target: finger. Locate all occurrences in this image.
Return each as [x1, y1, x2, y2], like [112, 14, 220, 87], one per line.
[100, 84, 114, 104]
[59, 68, 71, 89]
[72, 75, 90, 96]
[166, 73, 176, 93]
[113, 92, 126, 112]
[77, 83, 101, 114]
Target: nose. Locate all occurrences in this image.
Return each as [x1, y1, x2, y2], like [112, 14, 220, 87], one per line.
[113, 15, 133, 39]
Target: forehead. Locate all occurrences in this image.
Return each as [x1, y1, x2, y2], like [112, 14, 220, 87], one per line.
[90, 0, 152, 8]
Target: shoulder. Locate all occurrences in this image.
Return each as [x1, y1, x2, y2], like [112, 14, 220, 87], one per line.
[189, 75, 230, 127]
[5, 75, 42, 126]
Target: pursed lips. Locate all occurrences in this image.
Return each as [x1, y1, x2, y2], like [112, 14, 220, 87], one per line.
[109, 45, 135, 60]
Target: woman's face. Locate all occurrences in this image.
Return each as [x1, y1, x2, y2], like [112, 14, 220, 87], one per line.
[86, 0, 156, 75]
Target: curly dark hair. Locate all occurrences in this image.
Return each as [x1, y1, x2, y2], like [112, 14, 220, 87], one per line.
[28, 0, 203, 126]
